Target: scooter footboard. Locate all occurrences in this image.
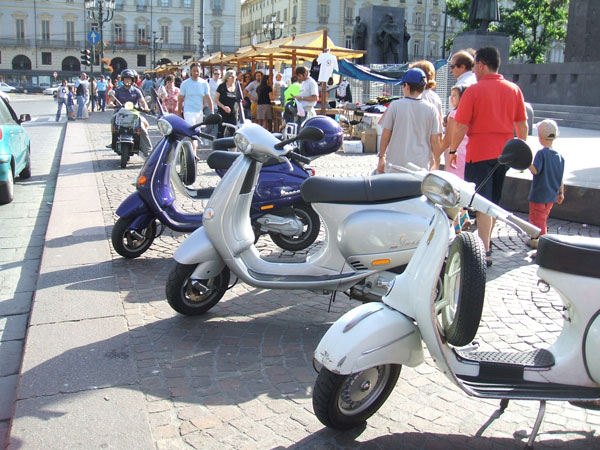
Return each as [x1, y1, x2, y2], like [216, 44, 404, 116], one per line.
[314, 303, 424, 375]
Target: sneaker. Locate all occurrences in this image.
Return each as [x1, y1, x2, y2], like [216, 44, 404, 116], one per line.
[526, 238, 538, 249]
[106, 144, 113, 149]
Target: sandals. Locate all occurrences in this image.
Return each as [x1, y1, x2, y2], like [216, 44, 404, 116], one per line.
[485, 250, 492, 267]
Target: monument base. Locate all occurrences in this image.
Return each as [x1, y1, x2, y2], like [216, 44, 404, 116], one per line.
[452, 31, 510, 65]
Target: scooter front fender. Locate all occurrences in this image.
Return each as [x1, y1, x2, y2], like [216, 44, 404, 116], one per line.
[314, 302, 424, 375]
[115, 191, 150, 219]
[174, 226, 222, 266]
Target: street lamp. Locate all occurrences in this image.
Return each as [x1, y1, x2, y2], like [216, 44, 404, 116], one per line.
[85, 0, 115, 75]
[151, 32, 163, 70]
[262, 13, 284, 41]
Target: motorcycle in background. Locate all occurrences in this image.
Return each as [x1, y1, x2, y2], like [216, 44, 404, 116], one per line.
[109, 94, 145, 168]
[311, 139, 600, 449]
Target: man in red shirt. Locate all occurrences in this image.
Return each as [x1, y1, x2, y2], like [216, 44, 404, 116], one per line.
[449, 46, 528, 266]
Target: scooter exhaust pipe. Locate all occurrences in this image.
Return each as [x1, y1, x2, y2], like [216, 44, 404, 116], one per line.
[255, 214, 303, 236]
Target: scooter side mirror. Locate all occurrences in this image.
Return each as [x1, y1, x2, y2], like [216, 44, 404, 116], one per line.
[203, 113, 223, 126]
[498, 138, 532, 170]
[188, 113, 222, 133]
[274, 126, 325, 150]
[298, 126, 325, 142]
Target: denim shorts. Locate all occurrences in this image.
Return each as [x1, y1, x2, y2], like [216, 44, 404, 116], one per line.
[464, 159, 509, 204]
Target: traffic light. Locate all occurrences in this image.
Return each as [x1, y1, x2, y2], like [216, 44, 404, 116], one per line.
[80, 49, 91, 66]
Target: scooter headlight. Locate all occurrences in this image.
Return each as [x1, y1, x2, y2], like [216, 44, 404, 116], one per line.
[421, 173, 460, 208]
[157, 118, 173, 136]
[234, 132, 251, 154]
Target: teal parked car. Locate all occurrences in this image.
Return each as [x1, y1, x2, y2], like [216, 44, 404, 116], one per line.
[0, 95, 31, 204]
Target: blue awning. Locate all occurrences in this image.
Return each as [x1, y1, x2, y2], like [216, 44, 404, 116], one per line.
[335, 59, 448, 84]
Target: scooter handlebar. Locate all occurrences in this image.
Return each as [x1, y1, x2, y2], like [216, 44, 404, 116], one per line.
[212, 137, 236, 150]
[506, 213, 541, 238]
[287, 152, 311, 166]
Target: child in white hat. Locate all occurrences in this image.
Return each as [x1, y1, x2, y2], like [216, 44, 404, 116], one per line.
[526, 119, 565, 248]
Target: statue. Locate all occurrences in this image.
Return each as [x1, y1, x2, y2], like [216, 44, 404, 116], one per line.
[351, 16, 367, 50]
[469, 0, 501, 32]
[376, 13, 401, 64]
[402, 20, 411, 63]
[352, 16, 366, 63]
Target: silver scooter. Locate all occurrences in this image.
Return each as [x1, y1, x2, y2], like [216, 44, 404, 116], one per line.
[165, 123, 435, 315]
[312, 140, 600, 449]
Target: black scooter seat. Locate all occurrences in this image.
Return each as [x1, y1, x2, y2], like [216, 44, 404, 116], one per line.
[206, 151, 284, 171]
[301, 174, 422, 204]
[536, 234, 600, 279]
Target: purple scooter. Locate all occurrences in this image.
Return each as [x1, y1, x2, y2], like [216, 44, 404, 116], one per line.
[111, 111, 343, 258]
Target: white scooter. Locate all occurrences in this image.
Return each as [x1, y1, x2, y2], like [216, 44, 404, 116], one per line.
[166, 123, 435, 316]
[312, 139, 600, 449]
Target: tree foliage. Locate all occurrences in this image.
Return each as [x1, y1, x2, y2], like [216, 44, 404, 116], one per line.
[445, 0, 569, 63]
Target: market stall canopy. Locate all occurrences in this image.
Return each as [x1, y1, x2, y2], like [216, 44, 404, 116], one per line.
[220, 31, 364, 65]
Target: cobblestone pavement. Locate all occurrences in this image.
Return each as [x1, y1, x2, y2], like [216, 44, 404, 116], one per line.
[84, 112, 599, 449]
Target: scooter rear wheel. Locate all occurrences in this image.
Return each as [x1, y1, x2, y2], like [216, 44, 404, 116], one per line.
[312, 364, 401, 430]
[166, 263, 230, 316]
[436, 231, 486, 347]
[268, 203, 320, 252]
[112, 217, 157, 258]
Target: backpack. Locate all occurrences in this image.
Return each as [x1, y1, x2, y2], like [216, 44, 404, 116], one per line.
[76, 83, 84, 96]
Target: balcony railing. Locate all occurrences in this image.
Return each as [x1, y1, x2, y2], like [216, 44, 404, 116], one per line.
[1, 38, 32, 47]
[36, 39, 84, 49]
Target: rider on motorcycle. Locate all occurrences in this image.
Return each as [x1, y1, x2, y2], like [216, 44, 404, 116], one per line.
[107, 69, 152, 157]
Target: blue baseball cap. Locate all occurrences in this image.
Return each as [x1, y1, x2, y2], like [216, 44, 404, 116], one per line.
[397, 68, 427, 86]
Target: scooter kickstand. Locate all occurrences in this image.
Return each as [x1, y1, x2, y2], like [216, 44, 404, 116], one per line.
[524, 400, 546, 450]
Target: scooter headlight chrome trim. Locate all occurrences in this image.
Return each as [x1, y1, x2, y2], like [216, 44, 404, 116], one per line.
[421, 173, 460, 208]
[234, 132, 251, 154]
[157, 118, 173, 136]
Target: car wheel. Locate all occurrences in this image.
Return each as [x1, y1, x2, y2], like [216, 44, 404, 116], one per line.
[0, 168, 15, 204]
[19, 146, 32, 179]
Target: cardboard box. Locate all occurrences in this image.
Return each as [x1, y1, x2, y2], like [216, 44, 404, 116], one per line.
[343, 140, 363, 154]
[361, 128, 378, 153]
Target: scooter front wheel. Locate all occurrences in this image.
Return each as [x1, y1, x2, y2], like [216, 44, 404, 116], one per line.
[112, 217, 157, 258]
[119, 142, 132, 168]
[436, 231, 486, 347]
[312, 364, 401, 430]
[166, 263, 230, 316]
[269, 203, 320, 252]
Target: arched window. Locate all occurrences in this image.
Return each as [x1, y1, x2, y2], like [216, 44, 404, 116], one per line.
[12, 55, 32, 70]
[62, 56, 81, 72]
[111, 57, 128, 75]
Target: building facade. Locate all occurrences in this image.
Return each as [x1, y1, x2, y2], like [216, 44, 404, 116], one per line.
[0, 0, 240, 85]
[240, 0, 564, 65]
[240, 0, 463, 62]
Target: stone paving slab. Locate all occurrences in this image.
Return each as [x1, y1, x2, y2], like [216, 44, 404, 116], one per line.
[17, 315, 137, 399]
[0, 376, 18, 422]
[10, 387, 153, 449]
[0, 314, 28, 342]
[30, 262, 123, 325]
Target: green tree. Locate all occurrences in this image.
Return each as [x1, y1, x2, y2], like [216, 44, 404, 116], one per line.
[495, 0, 568, 63]
[445, 0, 569, 63]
